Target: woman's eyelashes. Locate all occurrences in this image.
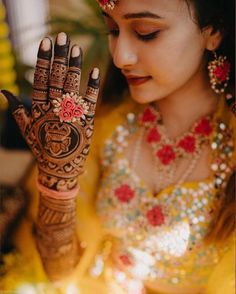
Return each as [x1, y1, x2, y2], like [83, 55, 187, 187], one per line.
[136, 30, 160, 41]
[107, 28, 160, 42]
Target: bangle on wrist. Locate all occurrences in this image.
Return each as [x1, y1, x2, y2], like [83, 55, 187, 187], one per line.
[36, 180, 79, 199]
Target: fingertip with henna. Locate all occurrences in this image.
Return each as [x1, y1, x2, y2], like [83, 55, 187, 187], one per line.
[1, 90, 22, 111]
[55, 32, 70, 57]
[38, 37, 52, 60]
[88, 68, 100, 89]
[69, 46, 83, 67]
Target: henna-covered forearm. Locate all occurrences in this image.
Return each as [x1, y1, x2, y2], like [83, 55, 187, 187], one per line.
[2, 32, 100, 281]
[36, 192, 81, 281]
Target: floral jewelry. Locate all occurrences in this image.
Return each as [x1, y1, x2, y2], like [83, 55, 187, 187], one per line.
[140, 107, 213, 165]
[52, 92, 89, 123]
[138, 106, 213, 188]
[208, 51, 230, 94]
[97, 0, 118, 9]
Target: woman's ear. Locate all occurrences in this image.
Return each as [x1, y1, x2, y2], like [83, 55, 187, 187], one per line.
[203, 26, 223, 51]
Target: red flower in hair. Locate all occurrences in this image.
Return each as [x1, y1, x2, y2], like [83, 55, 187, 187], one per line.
[114, 184, 135, 203]
[178, 135, 196, 153]
[146, 205, 165, 226]
[213, 61, 230, 82]
[141, 108, 156, 123]
[194, 118, 212, 136]
[147, 127, 161, 143]
[156, 145, 175, 165]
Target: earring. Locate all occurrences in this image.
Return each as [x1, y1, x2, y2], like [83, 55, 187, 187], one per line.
[208, 51, 230, 94]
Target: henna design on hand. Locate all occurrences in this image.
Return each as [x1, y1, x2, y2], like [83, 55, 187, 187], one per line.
[2, 33, 99, 281]
[3, 34, 100, 192]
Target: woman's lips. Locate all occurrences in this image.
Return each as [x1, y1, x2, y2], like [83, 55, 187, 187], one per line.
[126, 76, 152, 86]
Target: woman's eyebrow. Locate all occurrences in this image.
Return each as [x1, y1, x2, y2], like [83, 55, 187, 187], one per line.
[102, 11, 162, 19]
[124, 12, 163, 19]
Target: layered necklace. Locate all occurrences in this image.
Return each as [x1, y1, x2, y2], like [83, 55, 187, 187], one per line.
[132, 106, 214, 192]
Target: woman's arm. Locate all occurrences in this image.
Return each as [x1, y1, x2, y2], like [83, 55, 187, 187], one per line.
[2, 32, 100, 281]
[35, 188, 80, 281]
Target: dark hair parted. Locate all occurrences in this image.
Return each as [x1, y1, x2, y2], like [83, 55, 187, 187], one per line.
[101, 0, 235, 103]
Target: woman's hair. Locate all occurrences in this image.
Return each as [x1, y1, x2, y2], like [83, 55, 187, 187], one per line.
[101, 0, 235, 103]
[188, 0, 235, 91]
[205, 171, 235, 243]
[101, 0, 235, 243]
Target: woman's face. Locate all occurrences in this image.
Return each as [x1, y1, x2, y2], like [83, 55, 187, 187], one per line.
[103, 0, 211, 104]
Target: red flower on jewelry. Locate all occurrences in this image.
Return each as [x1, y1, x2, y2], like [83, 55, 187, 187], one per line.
[119, 254, 133, 266]
[73, 105, 84, 118]
[59, 108, 74, 122]
[147, 127, 161, 143]
[53, 93, 89, 123]
[194, 118, 212, 136]
[178, 135, 196, 153]
[61, 97, 76, 110]
[213, 61, 230, 82]
[146, 205, 165, 226]
[114, 184, 135, 203]
[141, 107, 156, 123]
[156, 145, 176, 165]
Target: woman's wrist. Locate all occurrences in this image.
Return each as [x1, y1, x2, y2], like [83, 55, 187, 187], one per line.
[38, 169, 78, 192]
[36, 180, 79, 199]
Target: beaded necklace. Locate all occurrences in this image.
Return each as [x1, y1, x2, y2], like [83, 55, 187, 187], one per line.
[133, 106, 214, 191]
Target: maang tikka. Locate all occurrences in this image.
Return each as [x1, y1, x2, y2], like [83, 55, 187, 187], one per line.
[97, 0, 118, 9]
[208, 51, 231, 94]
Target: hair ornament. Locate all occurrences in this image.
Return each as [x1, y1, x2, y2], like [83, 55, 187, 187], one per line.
[97, 0, 118, 9]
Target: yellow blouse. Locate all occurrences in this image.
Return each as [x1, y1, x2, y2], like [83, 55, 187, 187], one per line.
[1, 96, 235, 294]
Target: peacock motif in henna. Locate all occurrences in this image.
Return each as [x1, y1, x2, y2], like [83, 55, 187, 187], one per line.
[3, 35, 100, 192]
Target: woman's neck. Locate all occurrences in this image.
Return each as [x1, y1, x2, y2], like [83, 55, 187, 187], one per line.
[155, 78, 218, 138]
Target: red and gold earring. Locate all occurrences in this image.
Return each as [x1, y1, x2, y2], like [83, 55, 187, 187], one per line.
[208, 51, 231, 94]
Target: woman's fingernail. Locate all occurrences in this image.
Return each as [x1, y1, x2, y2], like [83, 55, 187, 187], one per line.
[71, 45, 80, 57]
[41, 38, 51, 51]
[57, 32, 67, 45]
[91, 67, 99, 79]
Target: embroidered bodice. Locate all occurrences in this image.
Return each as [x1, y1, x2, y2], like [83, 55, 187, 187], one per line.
[95, 105, 234, 290]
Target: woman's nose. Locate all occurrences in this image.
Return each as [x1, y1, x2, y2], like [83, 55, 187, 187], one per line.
[112, 38, 137, 69]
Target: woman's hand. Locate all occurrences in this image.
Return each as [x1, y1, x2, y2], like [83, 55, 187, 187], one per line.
[2, 32, 100, 191]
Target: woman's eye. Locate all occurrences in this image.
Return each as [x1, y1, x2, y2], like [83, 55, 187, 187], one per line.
[136, 31, 160, 41]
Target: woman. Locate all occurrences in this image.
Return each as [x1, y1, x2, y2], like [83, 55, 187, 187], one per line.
[1, 0, 235, 293]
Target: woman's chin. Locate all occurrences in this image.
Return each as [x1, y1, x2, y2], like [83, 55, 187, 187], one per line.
[129, 89, 160, 105]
